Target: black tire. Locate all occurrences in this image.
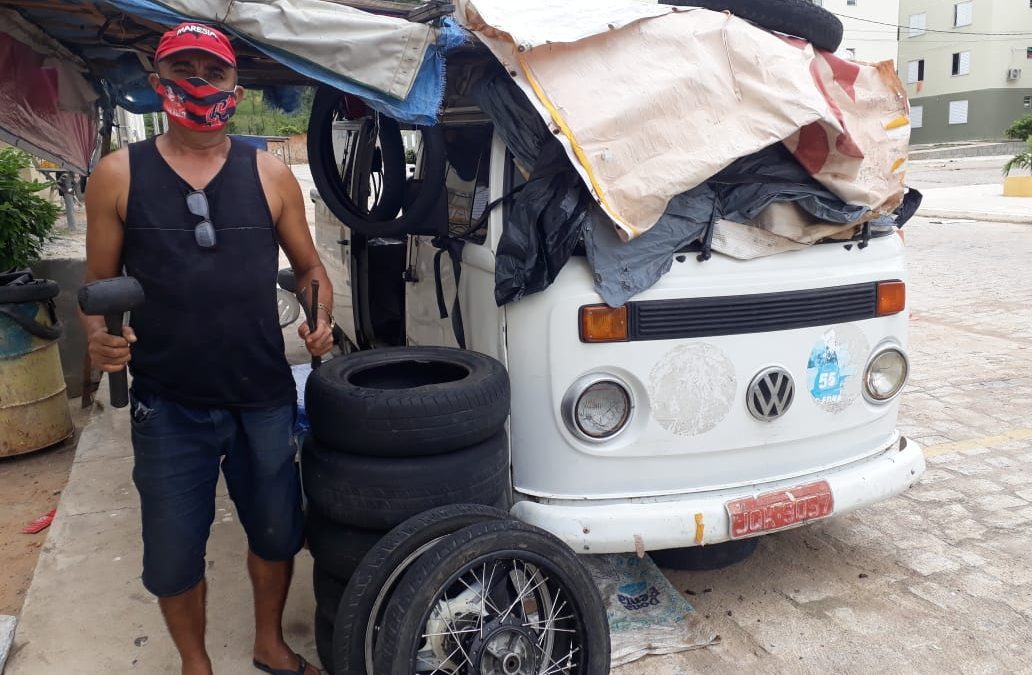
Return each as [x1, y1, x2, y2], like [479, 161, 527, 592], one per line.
[305, 347, 510, 457]
[649, 538, 760, 571]
[313, 562, 349, 624]
[315, 611, 335, 673]
[301, 432, 510, 530]
[374, 520, 611, 675]
[333, 504, 512, 675]
[308, 87, 447, 238]
[0, 277, 59, 303]
[306, 511, 386, 583]
[666, 0, 843, 52]
[308, 92, 406, 223]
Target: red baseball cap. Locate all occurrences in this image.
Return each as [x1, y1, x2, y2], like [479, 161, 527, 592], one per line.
[155, 22, 236, 67]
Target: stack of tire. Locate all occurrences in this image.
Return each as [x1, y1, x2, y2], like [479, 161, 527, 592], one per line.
[299, 346, 512, 672]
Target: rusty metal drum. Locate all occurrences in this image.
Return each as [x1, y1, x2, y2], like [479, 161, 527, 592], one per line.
[0, 279, 73, 458]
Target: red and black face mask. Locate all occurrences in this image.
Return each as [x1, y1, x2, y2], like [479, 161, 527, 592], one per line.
[156, 77, 237, 132]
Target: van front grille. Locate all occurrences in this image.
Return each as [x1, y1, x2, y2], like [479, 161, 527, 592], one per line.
[629, 282, 880, 341]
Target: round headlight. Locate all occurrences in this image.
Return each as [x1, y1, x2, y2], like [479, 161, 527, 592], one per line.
[865, 347, 908, 402]
[572, 380, 632, 440]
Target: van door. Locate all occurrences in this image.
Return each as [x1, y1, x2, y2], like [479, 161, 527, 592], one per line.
[315, 116, 408, 349]
[404, 128, 507, 363]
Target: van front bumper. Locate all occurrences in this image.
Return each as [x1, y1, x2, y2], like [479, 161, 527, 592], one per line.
[510, 436, 925, 554]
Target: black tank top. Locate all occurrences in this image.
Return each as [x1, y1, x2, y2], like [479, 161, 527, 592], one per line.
[123, 137, 294, 408]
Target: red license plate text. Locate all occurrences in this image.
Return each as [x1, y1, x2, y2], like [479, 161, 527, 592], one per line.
[726, 480, 834, 539]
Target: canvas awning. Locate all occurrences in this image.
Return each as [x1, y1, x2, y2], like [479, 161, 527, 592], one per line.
[0, 0, 460, 171]
[0, 10, 99, 173]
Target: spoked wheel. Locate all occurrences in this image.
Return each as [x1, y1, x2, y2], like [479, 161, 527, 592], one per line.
[333, 504, 511, 675]
[374, 520, 610, 675]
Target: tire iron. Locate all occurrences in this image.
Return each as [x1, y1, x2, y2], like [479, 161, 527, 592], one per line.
[309, 279, 321, 370]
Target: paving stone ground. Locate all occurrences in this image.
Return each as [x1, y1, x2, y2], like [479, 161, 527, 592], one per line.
[623, 216, 1032, 674]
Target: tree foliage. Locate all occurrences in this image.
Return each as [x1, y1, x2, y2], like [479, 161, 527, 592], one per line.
[229, 87, 314, 137]
[0, 148, 60, 270]
[1004, 115, 1032, 141]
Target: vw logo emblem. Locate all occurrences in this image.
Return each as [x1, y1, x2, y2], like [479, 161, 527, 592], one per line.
[747, 367, 795, 421]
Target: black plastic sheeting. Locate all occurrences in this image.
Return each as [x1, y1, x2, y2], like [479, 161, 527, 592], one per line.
[475, 74, 589, 306]
[475, 72, 921, 308]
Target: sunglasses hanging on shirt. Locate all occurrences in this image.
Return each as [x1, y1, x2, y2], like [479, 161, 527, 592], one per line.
[186, 190, 216, 249]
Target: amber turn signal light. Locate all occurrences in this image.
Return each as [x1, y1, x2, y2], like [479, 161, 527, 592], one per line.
[579, 304, 629, 343]
[876, 281, 906, 316]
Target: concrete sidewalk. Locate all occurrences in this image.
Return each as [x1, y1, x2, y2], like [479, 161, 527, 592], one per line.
[5, 381, 318, 674]
[917, 183, 1032, 225]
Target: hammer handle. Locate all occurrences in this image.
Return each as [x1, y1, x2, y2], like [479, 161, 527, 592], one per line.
[105, 313, 130, 409]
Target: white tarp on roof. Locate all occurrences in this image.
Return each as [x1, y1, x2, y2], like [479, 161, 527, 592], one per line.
[456, 0, 910, 240]
[457, 0, 672, 48]
[114, 0, 436, 101]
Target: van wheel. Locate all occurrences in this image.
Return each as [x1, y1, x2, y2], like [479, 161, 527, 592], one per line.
[300, 432, 510, 530]
[373, 520, 611, 675]
[649, 538, 760, 571]
[664, 0, 843, 52]
[305, 347, 510, 457]
[333, 505, 511, 675]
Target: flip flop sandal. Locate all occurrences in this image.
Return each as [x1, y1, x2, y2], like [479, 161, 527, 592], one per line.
[253, 653, 317, 675]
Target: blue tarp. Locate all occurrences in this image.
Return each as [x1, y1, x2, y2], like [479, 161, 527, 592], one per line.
[98, 0, 466, 124]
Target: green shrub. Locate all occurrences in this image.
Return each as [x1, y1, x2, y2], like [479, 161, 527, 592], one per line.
[0, 149, 60, 270]
[1004, 115, 1032, 141]
[1003, 137, 1032, 176]
[405, 149, 417, 164]
[277, 122, 304, 136]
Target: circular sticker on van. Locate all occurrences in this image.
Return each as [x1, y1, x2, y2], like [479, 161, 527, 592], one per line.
[649, 343, 737, 436]
[806, 325, 868, 413]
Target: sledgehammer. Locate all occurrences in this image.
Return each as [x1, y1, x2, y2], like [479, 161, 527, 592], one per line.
[78, 277, 145, 409]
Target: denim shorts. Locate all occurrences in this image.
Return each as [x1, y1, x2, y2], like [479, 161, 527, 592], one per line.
[129, 385, 305, 597]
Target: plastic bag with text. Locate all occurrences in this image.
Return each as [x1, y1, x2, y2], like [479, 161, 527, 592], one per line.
[581, 553, 719, 667]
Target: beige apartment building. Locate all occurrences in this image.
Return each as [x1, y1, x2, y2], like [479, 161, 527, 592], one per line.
[899, 0, 1032, 143]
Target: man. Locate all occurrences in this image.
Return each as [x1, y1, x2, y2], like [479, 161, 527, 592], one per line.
[84, 22, 329, 675]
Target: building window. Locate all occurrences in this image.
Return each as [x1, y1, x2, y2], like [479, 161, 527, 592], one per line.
[952, 51, 971, 76]
[955, 1, 973, 27]
[847, 0, 856, 5]
[909, 13, 927, 38]
[907, 59, 925, 84]
[911, 106, 924, 129]
[1024, 96, 1032, 109]
[949, 100, 970, 125]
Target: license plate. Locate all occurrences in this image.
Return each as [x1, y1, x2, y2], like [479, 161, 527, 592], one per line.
[726, 480, 834, 539]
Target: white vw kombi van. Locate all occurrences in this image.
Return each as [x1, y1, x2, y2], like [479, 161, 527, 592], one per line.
[306, 54, 924, 569]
